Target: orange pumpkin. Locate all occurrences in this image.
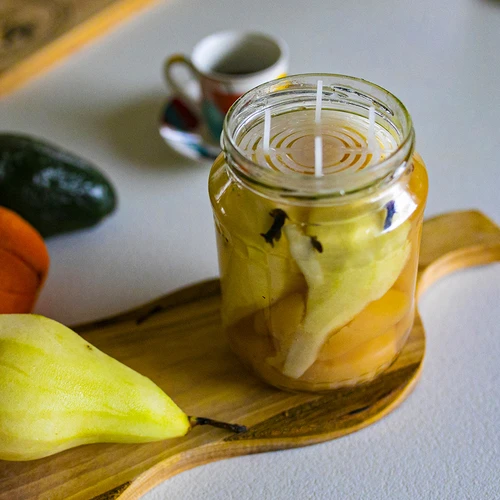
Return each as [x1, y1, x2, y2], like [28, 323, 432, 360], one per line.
[0, 207, 50, 313]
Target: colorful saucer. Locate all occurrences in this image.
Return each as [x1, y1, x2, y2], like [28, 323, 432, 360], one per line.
[159, 97, 221, 162]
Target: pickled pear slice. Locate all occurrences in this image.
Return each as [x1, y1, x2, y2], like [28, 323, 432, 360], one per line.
[217, 183, 306, 327]
[263, 293, 306, 367]
[282, 220, 410, 379]
[221, 247, 304, 327]
[317, 289, 409, 361]
[301, 327, 399, 384]
[285, 225, 324, 287]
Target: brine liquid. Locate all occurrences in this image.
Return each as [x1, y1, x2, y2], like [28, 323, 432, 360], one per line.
[211, 109, 428, 392]
[223, 189, 424, 392]
[238, 109, 399, 175]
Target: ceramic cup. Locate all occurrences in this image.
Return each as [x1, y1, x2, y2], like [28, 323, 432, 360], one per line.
[164, 31, 289, 139]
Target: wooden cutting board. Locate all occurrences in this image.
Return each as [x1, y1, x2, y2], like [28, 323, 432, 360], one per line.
[0, 0, 159, 97]
[0, 210, 499, 500]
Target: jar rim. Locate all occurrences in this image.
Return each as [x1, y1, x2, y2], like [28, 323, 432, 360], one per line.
[222, 73, 415, 200]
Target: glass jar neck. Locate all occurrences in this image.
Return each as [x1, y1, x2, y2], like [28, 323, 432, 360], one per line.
[221, 73, 415, 205]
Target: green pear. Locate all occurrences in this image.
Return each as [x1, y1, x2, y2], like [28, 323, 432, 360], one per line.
[0, 315, 245, 461]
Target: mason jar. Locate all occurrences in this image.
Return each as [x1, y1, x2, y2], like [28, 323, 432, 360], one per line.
[208, 74, 428, 392]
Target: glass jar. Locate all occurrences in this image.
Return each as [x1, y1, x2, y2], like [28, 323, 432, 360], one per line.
[208, 74, 428, 392]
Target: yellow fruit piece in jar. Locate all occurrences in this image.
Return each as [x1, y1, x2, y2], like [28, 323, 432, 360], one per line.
[317, 289, 409, 361]
[220, 245, 305, 327]
[258, 293, 306, 367]
[282, 220, 410, 379]
[216, 182, 307, 327]
[268, 293, 306, 348]
[301, 327, 399, 384]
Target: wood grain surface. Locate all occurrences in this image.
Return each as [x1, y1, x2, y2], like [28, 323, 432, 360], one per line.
[0, 210, 499, 500]
[0, 0, 159, 97]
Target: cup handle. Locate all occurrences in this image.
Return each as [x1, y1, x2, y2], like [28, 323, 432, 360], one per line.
[164, 55, 202, 109]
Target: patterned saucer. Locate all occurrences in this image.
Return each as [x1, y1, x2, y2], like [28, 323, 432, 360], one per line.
[159, 97, 221, 162]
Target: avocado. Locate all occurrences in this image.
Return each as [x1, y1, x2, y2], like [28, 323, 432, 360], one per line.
[0, 133, 117, 237]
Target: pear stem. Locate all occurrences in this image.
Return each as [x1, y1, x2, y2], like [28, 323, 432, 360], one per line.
[189, 416, 247, 434]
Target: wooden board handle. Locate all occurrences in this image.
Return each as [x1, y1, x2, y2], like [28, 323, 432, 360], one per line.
[417, 210, 500, 297]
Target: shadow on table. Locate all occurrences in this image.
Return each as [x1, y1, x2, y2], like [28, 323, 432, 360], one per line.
[104, 91, 200, 170]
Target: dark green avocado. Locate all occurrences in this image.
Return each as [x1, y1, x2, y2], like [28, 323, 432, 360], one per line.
[0, 133, 117, 237]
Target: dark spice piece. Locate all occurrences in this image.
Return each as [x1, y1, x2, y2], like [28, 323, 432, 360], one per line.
[261, 209, 288, 247]
[310, 236, 323, 253]
[384, 200, 396, 230]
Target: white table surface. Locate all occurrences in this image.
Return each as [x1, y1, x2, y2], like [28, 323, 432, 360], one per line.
[2, 0, 500, 498]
